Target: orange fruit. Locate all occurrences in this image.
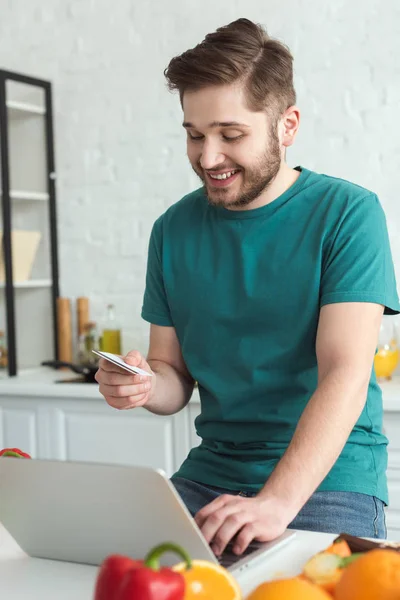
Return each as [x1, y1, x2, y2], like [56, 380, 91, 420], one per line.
[173, 559, 242, 599]
[335, 548, 400, 600]
[302, 552, 344, 593]
[302, 550, 361, 593]
[246, 577, 332, 599]
[324, 539, 351, 558]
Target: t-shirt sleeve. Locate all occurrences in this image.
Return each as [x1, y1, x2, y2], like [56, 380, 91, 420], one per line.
[141, 216, 174, 326]
[320, 193, 400, 315]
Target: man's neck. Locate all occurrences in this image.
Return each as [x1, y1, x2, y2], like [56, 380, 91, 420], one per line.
[231, 164, 301, 212]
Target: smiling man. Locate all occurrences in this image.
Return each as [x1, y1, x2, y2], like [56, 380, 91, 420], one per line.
[181, 89, 297, 209]
[96, 18, 400, 556]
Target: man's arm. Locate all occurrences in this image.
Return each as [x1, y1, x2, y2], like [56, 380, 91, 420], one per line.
[258, 301, 384, 515]
[195, 301, 384, 555]
[144, 324, 195, 415]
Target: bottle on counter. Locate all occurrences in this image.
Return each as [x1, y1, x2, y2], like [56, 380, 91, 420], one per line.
[0, 330, 8, 369]
[374, 317, 399, 381]
[76, 296, 90, 356]
[77, 330, 87, 365]
[100, 304, 122, 355]
[79, 321, 100, 365]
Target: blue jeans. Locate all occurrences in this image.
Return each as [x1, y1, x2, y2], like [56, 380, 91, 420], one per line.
[172, 477, 387, 539]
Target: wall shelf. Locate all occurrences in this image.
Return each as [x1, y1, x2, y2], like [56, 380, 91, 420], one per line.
[0, 279, 52, 289]
[6, 101, 46, 117]
[0, 190, 49, 201]
[0, 69, 60, 375]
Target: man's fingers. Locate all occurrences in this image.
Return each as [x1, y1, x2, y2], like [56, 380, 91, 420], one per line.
[210, 512, 246, 556]
[232, 522, 257, 555]
[197, 501, 239, 545]
[104, 393, 149, 410]
[124, 351, 146, 368]
[195, 494, 230, 529]
[99, 382, 151, 399]
[98, 357, 129, 374]
[95, 369, 143, 386]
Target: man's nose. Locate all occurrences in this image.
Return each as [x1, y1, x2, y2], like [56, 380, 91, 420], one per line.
[199, 140, 225, 170]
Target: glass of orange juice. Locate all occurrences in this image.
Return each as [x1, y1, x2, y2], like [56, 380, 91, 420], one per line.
[374, 318, 399, 381]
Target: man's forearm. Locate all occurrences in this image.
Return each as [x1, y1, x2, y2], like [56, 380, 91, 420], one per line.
[144, 359, 195, 416]
[258, 367, 370, 520]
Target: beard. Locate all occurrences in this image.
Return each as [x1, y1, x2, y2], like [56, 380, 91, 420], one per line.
[191, 128, 282, 208]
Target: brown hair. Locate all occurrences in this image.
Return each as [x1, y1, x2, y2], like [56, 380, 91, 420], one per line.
[164, 18, 296, 116]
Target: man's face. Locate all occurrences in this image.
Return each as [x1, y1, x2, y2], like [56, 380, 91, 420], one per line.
[182, 83, 283, 208]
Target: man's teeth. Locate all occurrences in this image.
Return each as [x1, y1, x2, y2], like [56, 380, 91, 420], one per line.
[209, 170, 237, 180]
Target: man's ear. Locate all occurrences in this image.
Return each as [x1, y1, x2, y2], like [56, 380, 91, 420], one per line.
[280, 106, 300, 148]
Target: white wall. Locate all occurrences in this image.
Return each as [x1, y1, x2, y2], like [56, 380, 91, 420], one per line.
[1, 0, 399, 355]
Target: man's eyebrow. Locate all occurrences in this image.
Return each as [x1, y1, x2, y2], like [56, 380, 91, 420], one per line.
[182, 121, 250, 129]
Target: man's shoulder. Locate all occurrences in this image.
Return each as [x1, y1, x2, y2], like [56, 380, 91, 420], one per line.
[308, 169, 377, 205]
[160, 187, 207, 224]
[150, 187, 206, 242]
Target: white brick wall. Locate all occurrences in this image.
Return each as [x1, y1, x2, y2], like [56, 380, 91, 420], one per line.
[1, 0, 399, 355]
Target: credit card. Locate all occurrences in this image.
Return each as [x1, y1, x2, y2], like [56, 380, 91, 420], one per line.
[92, 350, 153, 377]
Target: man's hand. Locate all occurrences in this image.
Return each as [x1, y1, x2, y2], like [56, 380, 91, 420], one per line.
[96, 351, 155, 410]
[194, 494, 291, 556]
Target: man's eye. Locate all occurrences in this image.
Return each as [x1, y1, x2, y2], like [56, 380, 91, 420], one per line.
[187, 133, 244, 142]
[223, 135, 244, 142]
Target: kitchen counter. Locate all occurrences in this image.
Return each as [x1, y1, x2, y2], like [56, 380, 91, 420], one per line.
[0, 367, 399, 410]
[0, 522, 365, 599]
[0, 367, 104, 399]
[0, 367, 201, 401]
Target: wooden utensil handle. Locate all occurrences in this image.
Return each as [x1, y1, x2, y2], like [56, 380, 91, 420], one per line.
[77, 296, 89, 337]
[57, 297, 72, 363]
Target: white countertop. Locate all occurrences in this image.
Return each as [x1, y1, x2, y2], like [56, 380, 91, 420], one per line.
[0, 367, 399, 410]
[0, 366, 201, 401]
[0, 367, 104, 399]
[0, 522, 349, 599]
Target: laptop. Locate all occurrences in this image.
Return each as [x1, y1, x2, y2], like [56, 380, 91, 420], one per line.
[0, 458, 295, 576]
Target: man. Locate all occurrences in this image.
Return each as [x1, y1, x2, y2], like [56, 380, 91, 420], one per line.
[96, 18, 400, 556]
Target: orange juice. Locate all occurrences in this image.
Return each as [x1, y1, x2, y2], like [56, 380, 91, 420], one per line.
[374, 348, 399, 380]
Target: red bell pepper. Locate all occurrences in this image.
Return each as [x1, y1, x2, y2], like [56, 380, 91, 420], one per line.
[94, 554, 141, 600]
[94, 542, 191, 600]
[0, 447, 31, 458]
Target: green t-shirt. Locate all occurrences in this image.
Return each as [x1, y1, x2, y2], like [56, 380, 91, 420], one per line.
[141, 167, 400, 504]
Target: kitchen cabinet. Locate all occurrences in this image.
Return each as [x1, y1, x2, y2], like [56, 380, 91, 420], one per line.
[46, 398, 190, 476]
[0, 400, 39, 457]
[0, 393, 191, 478]
[0, 397, 54, 459]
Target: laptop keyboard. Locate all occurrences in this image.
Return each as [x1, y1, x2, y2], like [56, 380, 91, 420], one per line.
[217, 540, 264, 568]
